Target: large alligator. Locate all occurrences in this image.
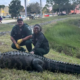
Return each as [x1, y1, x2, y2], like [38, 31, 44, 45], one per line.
[0, 51, 80, 74]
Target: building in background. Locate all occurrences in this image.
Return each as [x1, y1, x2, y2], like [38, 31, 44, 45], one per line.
[70, 4, 80, 14]
[0, 6, 10, 16]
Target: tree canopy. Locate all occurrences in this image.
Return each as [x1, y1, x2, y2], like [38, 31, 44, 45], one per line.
[0, 5, 5, 9]
[9, 0, 24, 18]
[42, 4, 50, 13]
[27, 2, 40, 14]
[46, 0, 80, 14]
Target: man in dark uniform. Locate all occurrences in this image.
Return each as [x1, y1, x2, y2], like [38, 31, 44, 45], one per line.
[30, 24, 49, 56]
[11, 18, 32, 52]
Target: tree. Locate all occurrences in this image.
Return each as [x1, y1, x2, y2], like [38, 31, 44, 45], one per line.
[20, 6, 24, 12]
[27, 2, 40, 14]
[9, 0, 24, 18]
[63, 3, 75, 14]
[54, 0, 69, 13]
[47, 0, 69, 13]
[70, 0, 80, 10]
[42, 6, 49, 13]
[52, 4, 59, 13]
[71, 0, 80, 4]
[47, 0, 79, 14]
[42, 4, 50, 13]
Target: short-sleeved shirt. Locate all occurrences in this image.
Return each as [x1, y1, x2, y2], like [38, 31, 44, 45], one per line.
[11, 24, 32, 41]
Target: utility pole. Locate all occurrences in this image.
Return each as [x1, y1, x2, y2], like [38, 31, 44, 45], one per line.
[40, 0, 42, 18]
[24, 0, 27, 17]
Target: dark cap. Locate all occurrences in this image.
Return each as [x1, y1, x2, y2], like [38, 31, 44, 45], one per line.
[17, 18, 23, 22]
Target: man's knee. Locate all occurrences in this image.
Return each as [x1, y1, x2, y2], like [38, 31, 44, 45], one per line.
[25, 40, 32, 45]
[34, 48, 46, 56]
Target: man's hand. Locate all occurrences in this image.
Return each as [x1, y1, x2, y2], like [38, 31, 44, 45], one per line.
[17, 39, 23, 45]
[29, 35, 32, 38]
[30, 51, 34, 54]
[22, 35, 32, 41]
[15, 44, 21, 49]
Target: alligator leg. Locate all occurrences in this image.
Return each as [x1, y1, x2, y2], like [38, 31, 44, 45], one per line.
[32, 59, 44, 72]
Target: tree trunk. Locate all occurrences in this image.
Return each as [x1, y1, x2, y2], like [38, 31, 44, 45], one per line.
[66, 8, 68, 14]
[59, 8, 61, 14]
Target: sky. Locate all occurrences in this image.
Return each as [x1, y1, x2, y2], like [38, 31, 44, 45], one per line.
[0, 0, 46, 7]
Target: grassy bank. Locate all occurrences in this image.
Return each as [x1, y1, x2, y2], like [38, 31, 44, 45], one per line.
[24, 14, 80, 25]
[0, 24, 13, 32]
[44, 19, 80, 58]
[0, 34, 80, 80]
[0, 14, 80, 32]
[0, 15, 80, 80]
[11, 14, 80, 25]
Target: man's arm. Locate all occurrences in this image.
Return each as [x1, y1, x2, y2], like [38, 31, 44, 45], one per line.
[11, 36, 21, 49]
[22, 35, 32, 41]
[17, 35, 32, 45]
[17, 25, 32, 45]
[11, 36, 17, 44]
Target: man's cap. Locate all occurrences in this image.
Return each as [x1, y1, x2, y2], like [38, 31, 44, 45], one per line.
[17, 18, 23, 22]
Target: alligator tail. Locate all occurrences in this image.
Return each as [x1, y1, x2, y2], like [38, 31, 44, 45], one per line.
[49, 60, 80, 74]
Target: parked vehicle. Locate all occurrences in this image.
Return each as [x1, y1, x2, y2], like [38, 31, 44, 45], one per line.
[44, 14, 49, 17]
[0, 16, 6, 18]
[35, 14, 40, 18]
[27, 14, 35, 19]
[58, 13, 66, 16]
[18, 15, 26, 19]
[5, 15, 11, 18]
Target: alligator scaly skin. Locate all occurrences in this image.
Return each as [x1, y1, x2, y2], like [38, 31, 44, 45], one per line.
[0, 51, 80, 74]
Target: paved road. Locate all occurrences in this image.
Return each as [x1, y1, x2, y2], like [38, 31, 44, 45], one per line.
[2, 19, 16, 24]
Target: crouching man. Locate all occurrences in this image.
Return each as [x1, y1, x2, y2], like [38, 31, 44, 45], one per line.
[30, 24, 49, 56]
[11, 18, 32, 52]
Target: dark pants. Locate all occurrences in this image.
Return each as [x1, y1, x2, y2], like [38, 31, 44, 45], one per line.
[34, 48, 48, 56]
[11, 40, 32, 52]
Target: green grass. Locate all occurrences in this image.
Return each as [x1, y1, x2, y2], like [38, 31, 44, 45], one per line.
[0, 69, 80, 80]
[17, 14, 80, 25]
[0, 24, 13, 32]
[0, 14, 80, 32]
[0, 34, 80, 80]
[44, 19, 80, 58]
[0, 15, 80, 80]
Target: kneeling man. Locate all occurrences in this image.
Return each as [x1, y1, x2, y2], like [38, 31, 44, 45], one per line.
[11, 18, 32, 52]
